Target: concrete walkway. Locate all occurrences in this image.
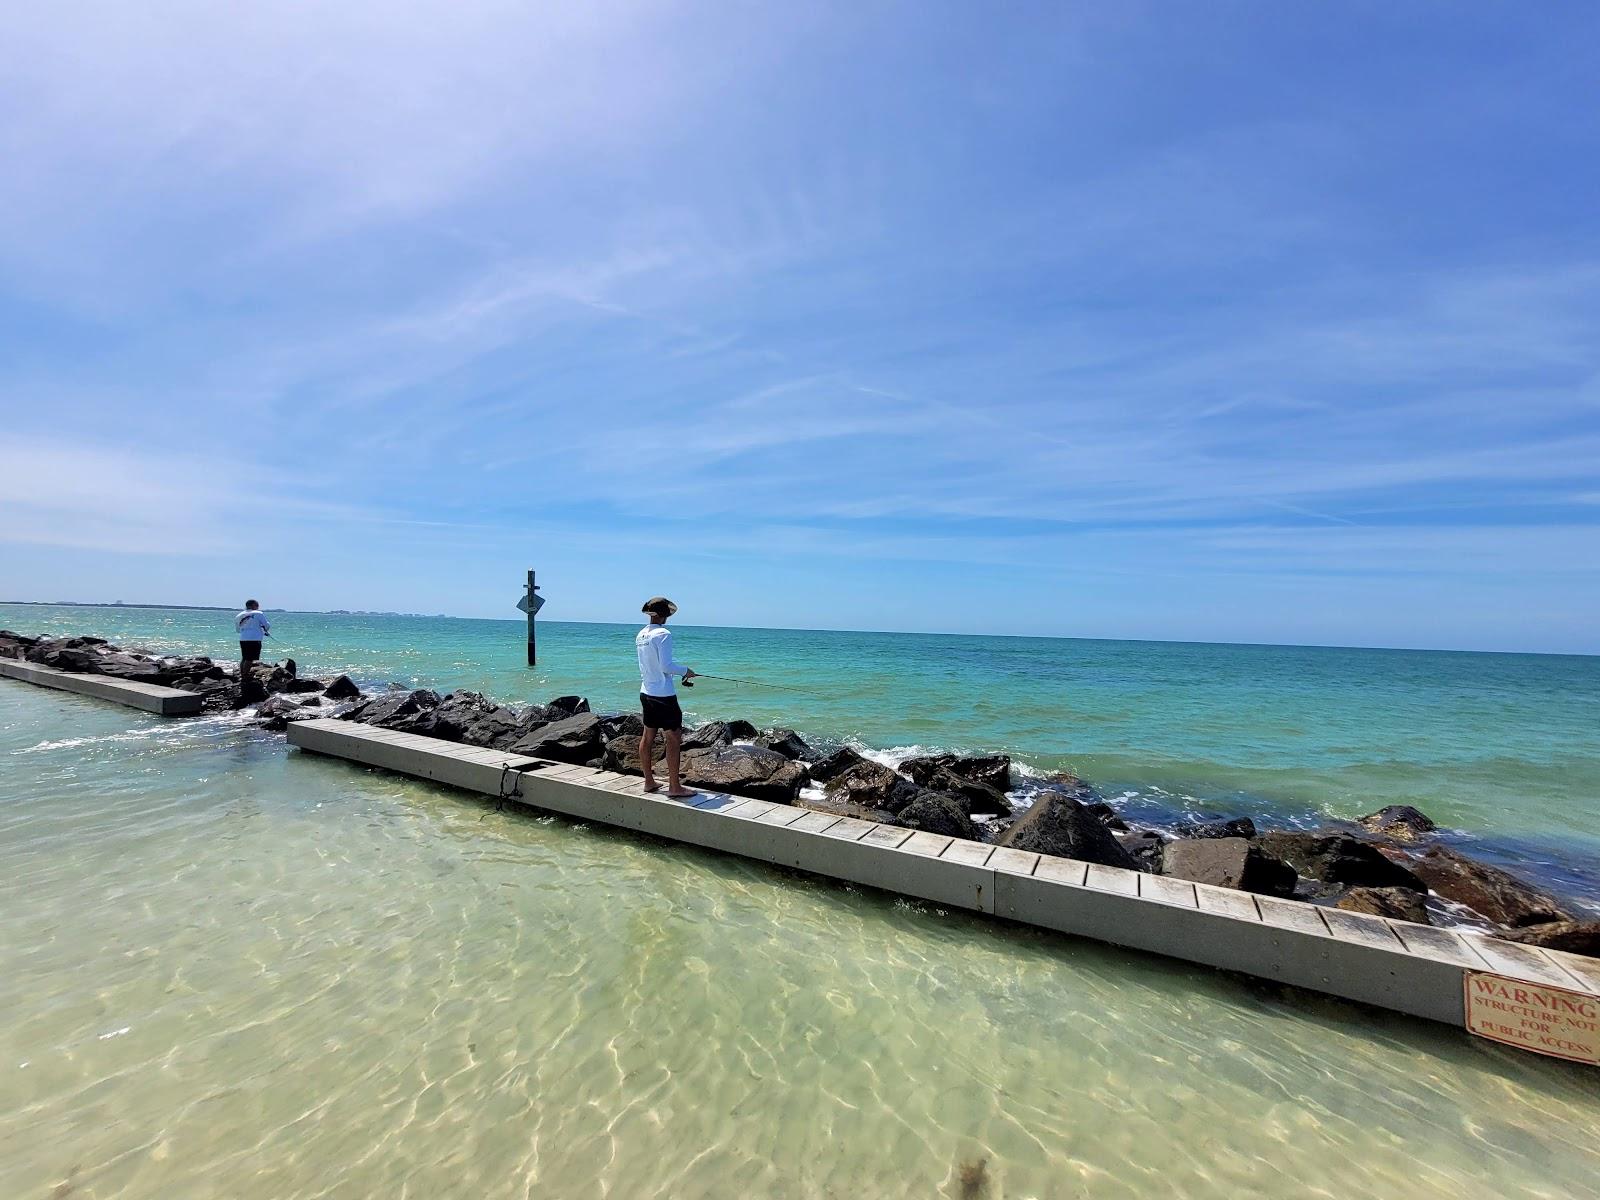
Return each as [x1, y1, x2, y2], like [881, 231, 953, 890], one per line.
[288, 717, 1598, 1061]
[0, 657, 202, 716]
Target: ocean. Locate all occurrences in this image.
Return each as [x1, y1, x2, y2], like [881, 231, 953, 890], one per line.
[2, 603, 1598, 1197]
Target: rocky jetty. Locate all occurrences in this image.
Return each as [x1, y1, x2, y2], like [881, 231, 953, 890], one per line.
[4, 627, 1595, 960]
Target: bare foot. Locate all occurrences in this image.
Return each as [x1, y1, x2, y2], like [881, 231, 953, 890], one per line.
[642, 780, 661, 794]
[665, 788, 697, 799]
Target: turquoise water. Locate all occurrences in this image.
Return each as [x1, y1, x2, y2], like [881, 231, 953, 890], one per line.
[4, 603, 1598, 896]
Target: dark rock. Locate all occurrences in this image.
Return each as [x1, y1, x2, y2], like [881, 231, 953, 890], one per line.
[254, 694, 323, 731]
[920, 766, 1012, 817]
[1162, 837, 1297, 897]
[345, 688, 441, 729]
[810, 747, 868, 783]
[429, 692, 525, 748]
[680, 745, 808, 803]
[1410, 845, 1572, 927]
[601, 734, 667, 775]
[1496, 920, 1600, 958]
[323, 675, 361, 701]
[29, 643, 106, 673]
[1084, 802, 1128, 831]
[825, 760, 919, 814]
[796, 792, 898, 825]
[1257, 831, 1426, 892]
[1357, 805, 1438, 842]
[1176, 816, 1257, 841]
[0, 630, 39, 659]
[1337, 886, 1430, 925]
[901, 753, 1012, 794]
[681, 721, 739, 751]
[998, 795, 1140, 870]
[544, 695, 591, 718]
[599, 713, 644, 742]
[511, 713, 605, 764]
[1038, 772, 1097, 803]
[725, 719, 759, 739]
[92, 652, 165, 682]
[282, 677, 325, 694]
[894, 792, 979, 841]
[1117, 830, 1167, 871]
[752, 728, 815, 761]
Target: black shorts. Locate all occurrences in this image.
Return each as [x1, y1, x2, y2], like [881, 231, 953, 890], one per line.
[640, 692, 683, 732]
[240, 640, 263, 664]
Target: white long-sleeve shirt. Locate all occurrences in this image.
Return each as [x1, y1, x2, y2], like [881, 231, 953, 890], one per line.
[636, 624, 687, 697]
[236, 610, 271, 641]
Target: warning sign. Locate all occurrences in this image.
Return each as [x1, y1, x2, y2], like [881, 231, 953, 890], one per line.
[1465, 972, 1600, 1066]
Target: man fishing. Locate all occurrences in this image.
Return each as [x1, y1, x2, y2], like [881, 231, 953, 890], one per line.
[636, 596, 697, 798]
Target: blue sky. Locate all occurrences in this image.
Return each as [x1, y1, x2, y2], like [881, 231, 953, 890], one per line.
[1, 3, 1597, 652]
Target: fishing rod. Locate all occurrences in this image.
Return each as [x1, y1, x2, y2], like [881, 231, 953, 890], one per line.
[682, 672, 823, 698]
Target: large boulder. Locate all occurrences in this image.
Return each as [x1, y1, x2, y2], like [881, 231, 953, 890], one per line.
[810, 747, 869, 783]
[345, 688, 442, 729]
[428, 692, 525, 748]
[1337, 886, 1430, 925]
[824, 760, 919, 814]
[601, 734, 667, 775]
[1116, 829, 1167, 871]
[1357, 805, 1438, 842]
[511, 713, 605, 764]
[901, 753, 1012, 794]
[681, 721, 740, 751]
[255, 693, 323, 731]
[680, 745, 808, 804]
[894, 792, 979, 841]
[0, 630, 39, 659]
[599, 713, 644, 742]
[1162, 837, 1296, 897]
[544, 695, 591, 718]
[28, 642, 105, 673]
[753, 728, 815, 761]
[1410, 845, 1571, 927]
[998, 795, 1140, 871]
[323, 674, 362, 701]
[1257, 831, 1425, 892]
[1495, 920, 1600, 958]
[91, 652, 166, 682]
[918, 766, 1012, 817]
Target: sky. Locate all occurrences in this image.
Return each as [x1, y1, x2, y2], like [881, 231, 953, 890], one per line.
[1, 3, 1598, 653]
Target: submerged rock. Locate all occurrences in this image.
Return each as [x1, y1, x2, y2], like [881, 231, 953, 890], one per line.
[1336, 886, 1430, 925]
[1256, 831, 1425, 892]
[1410, 845, 1571, 927]
[1357, 805, 1438, 842]
[1162, 837, 1296, 897]
[902, 753, 1012, 794]
[894, 792, 979, 841]
[998, 794, 1140, 871]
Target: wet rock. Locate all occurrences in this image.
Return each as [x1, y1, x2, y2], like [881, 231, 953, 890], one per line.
[824, 760, 919, 814]
[282, 677, 325, 694]
[752, 728, 815, 761]
[1495, 920, 1600, 958]
[998, 795, 1140, 870]
[681, 721, 740, 751]
[510, 713, 605, 764]
[1336, 886, 1430, 925]
[810, 747, 868, 783]
[1039, 772, 1098, 803]
[1357, 805, 1438, 842]
[902, 753, 1012, 794]
[255, 693, 323, 731]
[1410, 845, 1571, 927]
[1176, 816, 1257, 840]
[894, 792, 979, 841]
[1117, 830, 1167, 871]
[544, 695, 591, 718]
[1257, 831, 1425, 892]
[1162, 837, 1297, 897]
[919, 766, 1012, 817]
[681, 745, 808, 803]
[345, 688, 442, 729]
[323, 674, 361, 701]
[1084, 802, 1128, 831]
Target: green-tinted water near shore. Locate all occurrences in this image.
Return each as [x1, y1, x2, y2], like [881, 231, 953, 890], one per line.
[4, 605, 1600, 1196]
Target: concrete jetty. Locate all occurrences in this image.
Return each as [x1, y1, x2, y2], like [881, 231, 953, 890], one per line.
[287, 717, 1600, 1062]
[0, 657, 203, 716]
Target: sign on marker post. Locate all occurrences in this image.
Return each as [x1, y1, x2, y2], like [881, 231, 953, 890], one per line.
[519, 571, 544, 666]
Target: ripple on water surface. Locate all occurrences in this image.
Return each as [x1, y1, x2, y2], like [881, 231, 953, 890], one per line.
[1, 685, 1598, 1199]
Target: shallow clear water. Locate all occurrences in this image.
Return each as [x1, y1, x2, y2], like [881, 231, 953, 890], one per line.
[3, 632, 1600, 1197]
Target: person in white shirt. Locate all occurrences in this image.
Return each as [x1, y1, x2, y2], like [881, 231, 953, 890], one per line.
[236, 600, 271, 667]
[636, 596, 696, 797]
